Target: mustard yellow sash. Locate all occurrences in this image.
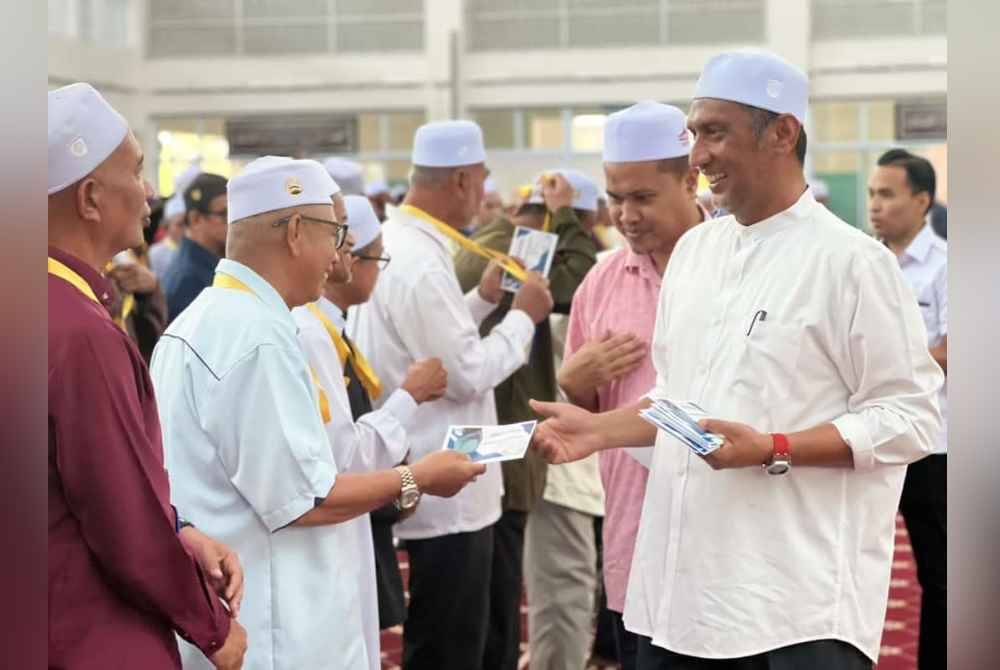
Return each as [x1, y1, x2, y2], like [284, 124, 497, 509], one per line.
[306, 302, 383, 401]
[48, 257, 100, 305]
[400, 204, 528, 282]
[213, 272, 332, 424]
[103, 261, 135, 331]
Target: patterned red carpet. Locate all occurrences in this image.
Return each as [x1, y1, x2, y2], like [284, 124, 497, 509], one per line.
[379, 515, 921, 669]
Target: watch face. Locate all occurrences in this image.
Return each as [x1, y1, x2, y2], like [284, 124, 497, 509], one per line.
[400, 488, 421, 508]
[767, 461, 790, 476]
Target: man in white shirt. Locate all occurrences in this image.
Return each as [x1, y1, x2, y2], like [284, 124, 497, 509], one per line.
[868, 148, 947, 670]
[292, 194, 448, 667]
[531, 50, 943, 669]
[151, 157, 485, 670]
[350, 120, 555, 670]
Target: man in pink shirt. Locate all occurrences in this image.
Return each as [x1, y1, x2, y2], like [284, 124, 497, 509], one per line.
[559, 101, 708, 670]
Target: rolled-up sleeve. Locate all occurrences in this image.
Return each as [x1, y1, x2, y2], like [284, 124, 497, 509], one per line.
[202, 345, 338, 531]
[831, 254, 944, 471]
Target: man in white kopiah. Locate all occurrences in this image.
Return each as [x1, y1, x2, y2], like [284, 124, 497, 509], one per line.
[349, 119, 554, 670]
[531, 49, 943, 670]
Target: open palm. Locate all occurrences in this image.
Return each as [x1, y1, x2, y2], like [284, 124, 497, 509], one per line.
[530, 400, 604, 464]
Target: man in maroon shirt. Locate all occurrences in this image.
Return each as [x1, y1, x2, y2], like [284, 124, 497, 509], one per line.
[48, 83, 247, 669]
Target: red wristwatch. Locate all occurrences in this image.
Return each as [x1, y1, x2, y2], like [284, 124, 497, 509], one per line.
[764, 433, 791, 475]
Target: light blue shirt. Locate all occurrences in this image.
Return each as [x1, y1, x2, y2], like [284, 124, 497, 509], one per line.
[150, 259, 371, 669]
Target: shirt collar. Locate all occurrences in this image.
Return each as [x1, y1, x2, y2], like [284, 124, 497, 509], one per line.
[48, 245, 115, 310]
[215, 258, 293, 324]
[316, 295, 347, 331]
[900, 223, 935, 265]
[734, 187, 816, 242]
[395, 206, 454, 256]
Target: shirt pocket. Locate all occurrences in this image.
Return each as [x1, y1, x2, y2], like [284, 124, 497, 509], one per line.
[735, 320, 804, 404]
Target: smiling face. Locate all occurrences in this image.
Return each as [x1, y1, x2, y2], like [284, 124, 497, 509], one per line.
[604, 159, 699, 261]
[686, 98, 772, 223]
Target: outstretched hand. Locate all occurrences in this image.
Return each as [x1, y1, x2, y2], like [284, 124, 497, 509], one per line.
[529, 399, 605, 464]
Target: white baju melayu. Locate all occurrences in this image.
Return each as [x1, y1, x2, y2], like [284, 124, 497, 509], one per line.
[348, 206, 536, 540]
[150, 259, 370, 670]
[623, 189, 944, 662]
[289, 296, 418, 670]
[896, 222, 948, 453]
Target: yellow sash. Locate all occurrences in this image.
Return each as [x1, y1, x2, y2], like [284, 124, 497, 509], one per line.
[306, 303, 383, 401]
[103, 261, 135, 331]
[48, 257, 100, 305]
[213, 272, 332, 424]
[400, 204, 528, 282]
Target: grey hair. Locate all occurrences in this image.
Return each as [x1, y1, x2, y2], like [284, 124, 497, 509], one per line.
[409, 165, 460, 189]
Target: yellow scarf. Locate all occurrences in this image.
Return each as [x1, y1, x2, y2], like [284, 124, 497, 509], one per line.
[103, 261, 135, 331]
[306, 303, 383, 401]
[400, 204, 528, 282]
[213, 272, 332, 424]
[48, 257, 100, 305]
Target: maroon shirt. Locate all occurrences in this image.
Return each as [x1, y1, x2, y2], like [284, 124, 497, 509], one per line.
[48, 247, 230, 669]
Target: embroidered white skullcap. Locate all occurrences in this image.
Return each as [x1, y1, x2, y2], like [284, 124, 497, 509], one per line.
[527, 169, 600, 212]
[163, 161, 203, 218]
[343, 195, 382, 250]
[484, 177, 498, 195]
[364, 179, 389, 197]
[694, 49, 808, 124]
[323, 157, 365, 195]
[48, 83, 129, 195]
[228, 156, 340, 224]
[411, 120, 487, 167]
[603, 101, 690, 163]
[390, 184, 407, 200]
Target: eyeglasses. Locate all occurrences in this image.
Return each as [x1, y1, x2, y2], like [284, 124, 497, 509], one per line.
[274, 213, 349, 249]
[352, 252, 392, 270]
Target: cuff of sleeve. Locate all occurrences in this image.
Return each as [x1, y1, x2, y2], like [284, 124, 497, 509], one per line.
[383, 389, 418, 429]
[503, 309, 537, 348]
[831, 414, 876, 472]
[261, 464, 337, 532]
[186, 604, 232, 660]
[465, 287, 498, 323]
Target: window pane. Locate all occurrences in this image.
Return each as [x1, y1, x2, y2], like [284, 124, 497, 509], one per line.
[571, 111, 607, 152]
[151, 0, 235, 21]
[149, 25, 237, 57]
[243, 0, 328, 19]
[811, 102, 860, 143]
[468, 17, 560, 50]
[568, 10, 658, 47]
[386, 112, 425, 151]
[243, 24, 328, 55]
[524, 109, 563, 150]
[338, 0, 423, 15]
[359, 114, 382, 152]
[336, 21, 423, 51]
[667, 6, 764, 44]
[473, 110, 516, 149]
[867, 100, 896, 141]
[920, 1, 946, 34]
[812, 0, 916, 39]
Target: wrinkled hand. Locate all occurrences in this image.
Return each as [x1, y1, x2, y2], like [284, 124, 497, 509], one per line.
[410, 450, 487, 498]
[697, 418, 773, 470]
[179, 527, 245, 618]
[539, 172, 575, 212]
[210, 619, 247, 670]
[559, 332, 647, 398]
[109, 262, 158, 295]
[511, 272, 554, 324]
[477, 259, 508, 304]
[528, 399, 605, 464]
[401, 357, 447, 404]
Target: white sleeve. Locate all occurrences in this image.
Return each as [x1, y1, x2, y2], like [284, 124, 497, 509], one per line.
[201, 345, 337, 532]
[934, 261, 948, 339]
[298, 321, 415, 473]
[829, 254, 945, 472]
[393, 269, 535, 403]
[465, 287, 499, 326]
